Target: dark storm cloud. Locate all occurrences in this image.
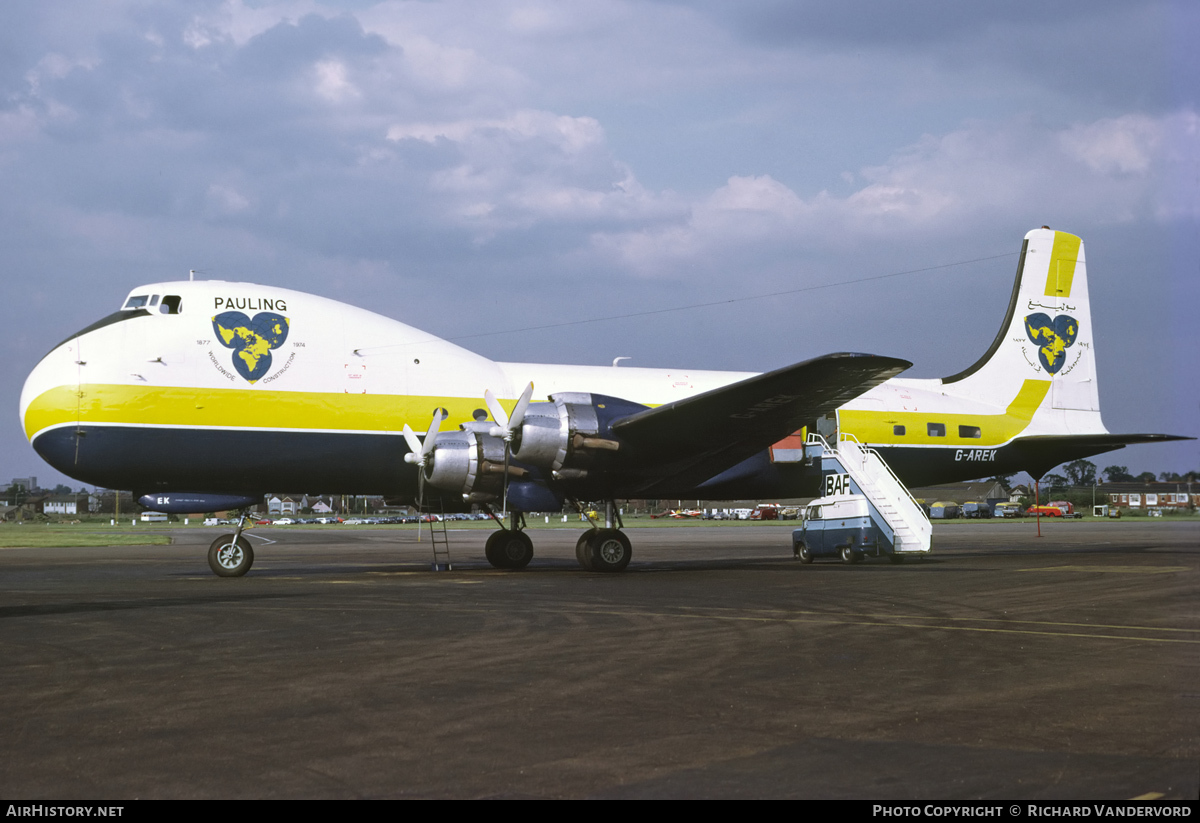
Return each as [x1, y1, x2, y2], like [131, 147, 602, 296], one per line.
[707, 0, 1133, 46]
[704, 0, 1186, 111]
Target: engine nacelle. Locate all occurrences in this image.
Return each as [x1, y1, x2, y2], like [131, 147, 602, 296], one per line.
[422, 427, 525, 502]
[512, 392, 644, 481]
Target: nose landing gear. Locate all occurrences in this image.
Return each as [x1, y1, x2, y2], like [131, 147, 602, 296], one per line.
[208, 512, 254, 577]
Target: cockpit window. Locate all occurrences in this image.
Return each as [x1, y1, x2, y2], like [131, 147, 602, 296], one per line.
[149, 295, 160, 307]
[160, 295, 183, 315]
[123, 295, 150, 309]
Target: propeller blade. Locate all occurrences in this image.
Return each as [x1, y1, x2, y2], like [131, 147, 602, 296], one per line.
[485, 383, 534, 441]
[509, 382, 534, 433]
[484, 389, 508, 431]
[484, 383, 533, 518]
[502, 443, 510, 518]
[422, 408, 446, 457]
[402, 424, 422, 463]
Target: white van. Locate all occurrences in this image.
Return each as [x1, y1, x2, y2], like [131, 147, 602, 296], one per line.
[792, 494, 888, 564]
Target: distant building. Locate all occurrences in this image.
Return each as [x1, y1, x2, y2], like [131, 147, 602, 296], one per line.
[42, 493, 99, 516]
[44, 495, 80, 515]
[266, 496, 299, 515]
[1103, 482, 1197, 511]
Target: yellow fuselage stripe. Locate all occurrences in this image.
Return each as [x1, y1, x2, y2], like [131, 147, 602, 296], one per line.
[25, 384, 502, 440]
[29, 378, 1052, 451]
[839, 379, 1050, 447]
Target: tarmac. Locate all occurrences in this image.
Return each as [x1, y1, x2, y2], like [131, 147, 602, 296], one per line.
[1, 520, 1197, 799]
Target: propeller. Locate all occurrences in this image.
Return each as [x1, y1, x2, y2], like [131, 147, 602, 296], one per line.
[484, 382, 534, 516]
[403, 407, 447, 509]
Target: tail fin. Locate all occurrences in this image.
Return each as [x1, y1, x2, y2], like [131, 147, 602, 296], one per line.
[942, 227, 1102, 431]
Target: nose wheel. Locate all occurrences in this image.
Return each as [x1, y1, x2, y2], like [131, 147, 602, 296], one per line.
[208, 534, 254, 577]
[207, 511, 254, 577]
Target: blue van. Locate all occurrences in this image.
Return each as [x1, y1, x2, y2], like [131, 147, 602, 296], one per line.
[792, 494, 887, 564]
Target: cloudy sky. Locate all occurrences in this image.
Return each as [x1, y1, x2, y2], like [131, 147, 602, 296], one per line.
[3, 0, 1196, 490]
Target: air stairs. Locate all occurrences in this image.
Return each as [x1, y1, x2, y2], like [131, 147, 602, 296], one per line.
[806, 432, 932, 556]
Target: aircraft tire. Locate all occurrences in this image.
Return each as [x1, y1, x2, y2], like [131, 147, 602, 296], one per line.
[586, 529, 632, 573]
[575, 532, 595, 571]
[485, 530, 533, 570]
[208, 534, 254, 577]
[796, 544, 813, 564]
[840, 545, 859, 565]
[889, 553, 906, 564]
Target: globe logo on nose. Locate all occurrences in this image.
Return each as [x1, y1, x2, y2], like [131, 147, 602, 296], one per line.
[212, 311, 290, 383]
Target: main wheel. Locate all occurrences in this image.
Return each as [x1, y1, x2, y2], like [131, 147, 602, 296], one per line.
[797, 543, 813, 564]
[208, 534, 254, 577]
[840, 544, 859, 565]
[585, 528, 632, 573]
[575, 532, 594, 571]
[889, 553, 906, 564]
[485, 530, 534, 570]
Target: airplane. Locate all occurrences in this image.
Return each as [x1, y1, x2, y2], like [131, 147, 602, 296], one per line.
[19, 227, 1187, 576]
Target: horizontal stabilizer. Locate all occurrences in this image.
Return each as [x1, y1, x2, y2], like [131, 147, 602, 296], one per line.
[612, 352, 910, 488]
[1010, 433, 1195, 480]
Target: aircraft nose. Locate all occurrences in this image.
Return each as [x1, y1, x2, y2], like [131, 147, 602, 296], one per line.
[20, 335, 83, 469]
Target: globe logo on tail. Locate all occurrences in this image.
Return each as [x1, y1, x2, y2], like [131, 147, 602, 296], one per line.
[212, 311, 290, 383]
[1024, 313, 1078, 374]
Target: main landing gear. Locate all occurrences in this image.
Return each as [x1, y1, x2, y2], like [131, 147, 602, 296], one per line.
[575, 528, 632, 572]
[483, 510, 534, 570]
[573, 499, 632, 572]
[483, 500, 634, 573]
[208, 511, 254, 577]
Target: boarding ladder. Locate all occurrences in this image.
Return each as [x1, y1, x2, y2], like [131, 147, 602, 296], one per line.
[807, 432, 932, 555]
[418, 500, 453, 571]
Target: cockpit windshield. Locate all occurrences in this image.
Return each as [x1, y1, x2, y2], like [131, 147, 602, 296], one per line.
[122, 293, 182, 314]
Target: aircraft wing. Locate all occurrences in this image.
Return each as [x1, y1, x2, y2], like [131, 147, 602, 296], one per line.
[610, 352, 911, 491]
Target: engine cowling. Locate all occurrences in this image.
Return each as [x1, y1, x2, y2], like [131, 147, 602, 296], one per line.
[421, 424, 527, 502]
[414, 392, 647, 502]
[511, 393, 645, 481]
